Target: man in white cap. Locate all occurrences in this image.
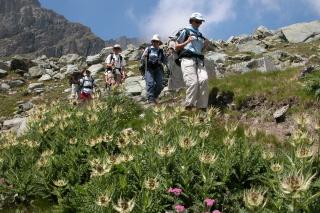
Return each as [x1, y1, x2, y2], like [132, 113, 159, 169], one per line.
[141, 34, 166, 105]
[104, 44, 126, 88]
[175, 12, 209, 111]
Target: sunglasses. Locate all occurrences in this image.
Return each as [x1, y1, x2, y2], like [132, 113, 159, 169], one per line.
[194, 20, 203, 24]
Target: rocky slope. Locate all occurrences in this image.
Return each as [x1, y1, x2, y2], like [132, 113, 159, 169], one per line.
[0, 0, 105, 57]
[0, 19, 320, 138]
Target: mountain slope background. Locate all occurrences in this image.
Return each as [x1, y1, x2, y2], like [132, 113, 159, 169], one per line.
[0, 0, 106, 57]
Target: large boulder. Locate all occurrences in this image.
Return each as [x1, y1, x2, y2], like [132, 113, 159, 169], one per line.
[253, 26, 273, 40]
[2, 117, 28, 136]
[99, 47, 113, 61]
[128, 49, 143, 61]
[58, 54, 83, 65]
[88, 64, 104, 76]
[28, 66, 45, 78]
[64, 64, 79, 74]
[281, 20, 320, 43]
[8, 79, 25, 87]
[0, 69, 8, 78]
[0, 83, 10, 91]
[0, 61, 10, 71]
[228, 56, 277, 73]
[237, 40, 267, 54]
[125, 76, 145, 96]
[38, 74, 52, 82]
[86, 54, 102, 65]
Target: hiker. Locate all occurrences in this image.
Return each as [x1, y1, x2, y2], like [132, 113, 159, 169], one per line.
[167, 40, 185, 93]
[68, 70, 83, 99]
[141, 34, 166, 104]
[79, 70, 96, 101]
[175, 12, 209, 111]
[104, 44, 126, 89]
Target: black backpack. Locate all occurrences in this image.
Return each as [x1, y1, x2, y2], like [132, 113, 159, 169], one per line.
[139, 47, 164, 76]
[173, 28, 206, 66]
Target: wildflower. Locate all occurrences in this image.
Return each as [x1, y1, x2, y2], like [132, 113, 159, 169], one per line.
[223, 136, 235, 148]
[199, 130, 210, 139]
[69, 138, 78, 145]
[262, 151, 274, 160]
[199, 153, 218, 165]
[121, 128, 138, 139]
[102, 134, 113, 143]
[175, 204, 186, 213]
[212, 210, 221, 213]
[292, 130, 308, 145]
[132, 138, 144, 146]
[270, 163, 283, 173]
[156, 145, 176, 157]
[90, 160, 111, 177]
[168, 188, 182, 197]
[87, 114, 98, 123]
[113, 105, 124, 113]
[174, 106, 185, 114]
[179, 136, 197, 150]
[96, 193, 111, 207]
[117, 137, 130, 149]
[294, 113, 311, 127]
[53, 179, 68, 187]
[204, 198, 216, 207]
[207, 107, 220, 118]
[224, 122, 238, 134]
[280, 171, 316, 196]
[153, 105, 166, 113]
[243, 188, 267, 210]
[151, 126, 163, 135]
[144, 177, 160, 191]
[113, 198, 135, 213]
[106, 155, 123, 165]
[86, 138, 101, 147]
[244, 127, 257, 138]
[23, 139, 39, 148]
[121, 153, 134, 163]
[296, 146, 314, 159]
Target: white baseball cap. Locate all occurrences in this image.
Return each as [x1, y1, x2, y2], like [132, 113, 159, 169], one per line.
[113, 44, 122, 50]
[190, 12, 205, 22]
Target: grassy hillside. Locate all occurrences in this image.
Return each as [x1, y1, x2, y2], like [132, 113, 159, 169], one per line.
[0, 94, 319, 212]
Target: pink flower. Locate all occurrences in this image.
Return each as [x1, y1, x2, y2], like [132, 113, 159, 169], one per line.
[204, 198, 216, 207]
[175, 204, 186, 212]
[212, 210, 221, 213]
[168, 188, 183, 196]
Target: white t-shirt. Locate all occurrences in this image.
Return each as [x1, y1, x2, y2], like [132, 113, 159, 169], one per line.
[105, 54, 126, 70]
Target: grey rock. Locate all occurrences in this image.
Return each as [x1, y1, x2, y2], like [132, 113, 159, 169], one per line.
[88, 64, 104, 76]
[205, 52, 227, 63]
[38, 74, 52, 81]
[125, 76, 144, 96]
[237, 40, 267, 54]
[86, 54, 102, 65]
[59, 54, 83, 65]
[15, 69, 28, 75]
[0, 69, 8, 78]
[53, 73, 65, 80]
[2, 117, 26, 131]
[253, 26, 273, 40]
[65, 64, 79, 74]
[28, 66, 45, 78]
[228, 54, 252, 62]
[18, 102, 33, 112]
[28, 82, 44, 91]
[8, 79, 25, 87]
[273, 105, 290, 123]
[0, 83, 10, 91]
[0, 61, 10, 71]
[281, 20, 320, 43]
[228, 56, 277, 73]
[128, 49, 142, 61]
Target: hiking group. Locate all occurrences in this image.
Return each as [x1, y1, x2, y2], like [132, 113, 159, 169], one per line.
[69, 12, 210, 111]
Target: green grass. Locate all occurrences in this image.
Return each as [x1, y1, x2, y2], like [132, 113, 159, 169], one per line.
[210, 67, 314, 106]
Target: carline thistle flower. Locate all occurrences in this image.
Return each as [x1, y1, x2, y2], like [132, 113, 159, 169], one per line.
[199, 130, 210, 139]
[295, 146, 314, 159]
[96, 193, 111, 207]
[156, 145, 176, 157]
[53, 179, 68, 187]
[113, 198, 135, 213]
[179, 136, 197, 150]
[199, 152, 218, 165]
[270, 163, 283, 173]
[280, 171, 316, 196]
[243, 188, 267, 210]
[144, 177, 160, 191]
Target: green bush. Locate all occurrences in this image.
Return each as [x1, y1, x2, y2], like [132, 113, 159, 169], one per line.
[0, 95, 319, 212]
